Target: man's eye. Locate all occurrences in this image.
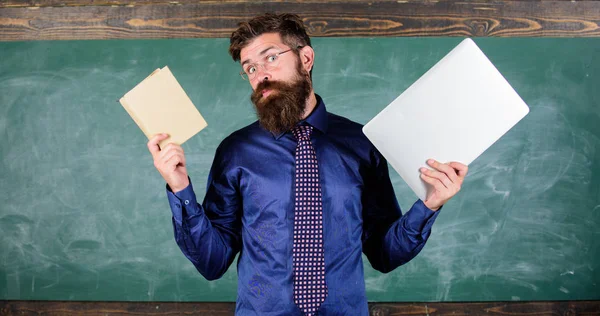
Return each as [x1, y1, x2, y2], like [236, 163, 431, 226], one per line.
[267, 55, 277, 63]
[247, 66, 256, 74]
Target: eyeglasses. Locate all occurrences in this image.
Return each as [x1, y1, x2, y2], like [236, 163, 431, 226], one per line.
[240, 48, 294, 81]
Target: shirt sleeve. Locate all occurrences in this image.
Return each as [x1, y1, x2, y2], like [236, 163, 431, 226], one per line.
[361, 149, 441, 273]
[166, 143, 242, 281]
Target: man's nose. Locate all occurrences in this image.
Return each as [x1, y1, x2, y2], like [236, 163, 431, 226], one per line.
[255, 66, 271, 83]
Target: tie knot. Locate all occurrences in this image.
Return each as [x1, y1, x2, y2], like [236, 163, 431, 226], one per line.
[292, 125, 313, 141]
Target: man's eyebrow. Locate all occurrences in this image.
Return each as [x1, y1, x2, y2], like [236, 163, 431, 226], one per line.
[241, 46, 277, 67]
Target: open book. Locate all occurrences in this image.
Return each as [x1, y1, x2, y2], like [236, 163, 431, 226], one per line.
[119, 66, 208, 149]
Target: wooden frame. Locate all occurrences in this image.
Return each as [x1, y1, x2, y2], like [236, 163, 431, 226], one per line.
[0, 0, 599, 41]
[2, 300, 600, 315]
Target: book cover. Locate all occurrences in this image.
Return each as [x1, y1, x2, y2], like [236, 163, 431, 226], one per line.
[119, 66, 208, 149]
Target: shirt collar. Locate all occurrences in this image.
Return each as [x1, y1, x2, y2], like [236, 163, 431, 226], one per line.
[273, 93, 328, 140]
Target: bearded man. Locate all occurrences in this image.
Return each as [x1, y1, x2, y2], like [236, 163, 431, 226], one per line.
[147, 13, 468, 316]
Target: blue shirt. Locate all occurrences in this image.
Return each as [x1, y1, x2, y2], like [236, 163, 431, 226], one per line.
[166, 94, 441, 315]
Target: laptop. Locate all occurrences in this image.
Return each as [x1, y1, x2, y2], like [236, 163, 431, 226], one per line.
[362, 38, 529, 201]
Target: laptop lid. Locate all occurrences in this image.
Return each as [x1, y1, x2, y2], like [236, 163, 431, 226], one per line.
[362, 38, 529, 201]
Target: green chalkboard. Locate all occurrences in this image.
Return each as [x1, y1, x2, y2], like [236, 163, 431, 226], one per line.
[1, 37, 599, 302]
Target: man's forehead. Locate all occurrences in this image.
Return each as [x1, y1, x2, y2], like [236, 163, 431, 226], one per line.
[240, 33, 286, 61]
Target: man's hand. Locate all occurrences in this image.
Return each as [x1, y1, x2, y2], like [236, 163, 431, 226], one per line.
[147, 133, 190, 193]
[420, 159, 469, 211]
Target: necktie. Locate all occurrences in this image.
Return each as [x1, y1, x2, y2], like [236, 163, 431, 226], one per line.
[292, 125, 328, 315]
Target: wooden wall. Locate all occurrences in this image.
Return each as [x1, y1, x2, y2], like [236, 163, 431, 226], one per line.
[0, 0, 599, 41]
[2, 300, 600, 315]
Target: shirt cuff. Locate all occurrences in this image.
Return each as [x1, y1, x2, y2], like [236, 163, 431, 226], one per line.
[403, 199, 442, 235]
[165, 178, 201, 225]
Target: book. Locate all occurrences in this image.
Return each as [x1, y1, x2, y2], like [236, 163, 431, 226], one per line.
[119, 66, 208, 149]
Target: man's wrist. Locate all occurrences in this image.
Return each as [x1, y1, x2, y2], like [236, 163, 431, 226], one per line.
[169, 182, 189, 194]
[423, 200, 441, 211]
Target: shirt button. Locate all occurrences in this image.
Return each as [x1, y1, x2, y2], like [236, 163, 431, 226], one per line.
[184, 200, 190, 205]
[175, 203, 181, 208]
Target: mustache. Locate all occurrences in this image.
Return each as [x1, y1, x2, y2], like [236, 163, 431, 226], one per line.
[251, 80, 290, 103]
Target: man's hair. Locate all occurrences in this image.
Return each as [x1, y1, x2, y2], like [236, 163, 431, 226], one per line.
[229, 13, 312, 63]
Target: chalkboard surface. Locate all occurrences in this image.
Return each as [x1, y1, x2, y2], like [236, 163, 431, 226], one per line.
[1, 38, 598, 302]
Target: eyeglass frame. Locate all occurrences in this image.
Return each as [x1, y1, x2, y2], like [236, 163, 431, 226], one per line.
[239, 46, 302, 81]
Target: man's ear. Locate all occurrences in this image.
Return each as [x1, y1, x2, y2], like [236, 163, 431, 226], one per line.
[298, 46, 315, 73]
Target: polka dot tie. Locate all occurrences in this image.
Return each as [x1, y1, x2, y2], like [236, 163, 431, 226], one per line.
[292, 125, 328, 316]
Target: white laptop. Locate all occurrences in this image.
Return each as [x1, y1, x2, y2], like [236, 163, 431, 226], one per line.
[362, 38, 529, 201]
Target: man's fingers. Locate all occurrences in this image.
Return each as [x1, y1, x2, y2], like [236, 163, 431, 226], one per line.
[427, 159, 459, 184]
[164, 154, 185, 171]
[420, 173, 445, 191]
[158, 143, 184, 161]
[449, 162, 469, 178]
[420, 167, 451, 188]
[147, 133, 169, 156]
[161, 150, 186, 168]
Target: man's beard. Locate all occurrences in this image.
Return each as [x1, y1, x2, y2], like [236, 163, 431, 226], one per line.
[250, 62, 312, 135]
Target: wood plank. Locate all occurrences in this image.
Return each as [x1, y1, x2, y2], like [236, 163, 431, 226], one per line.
[2, 300, 600, 315]
[0, 0, 592, 9]
[0, 1, 598, 40]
